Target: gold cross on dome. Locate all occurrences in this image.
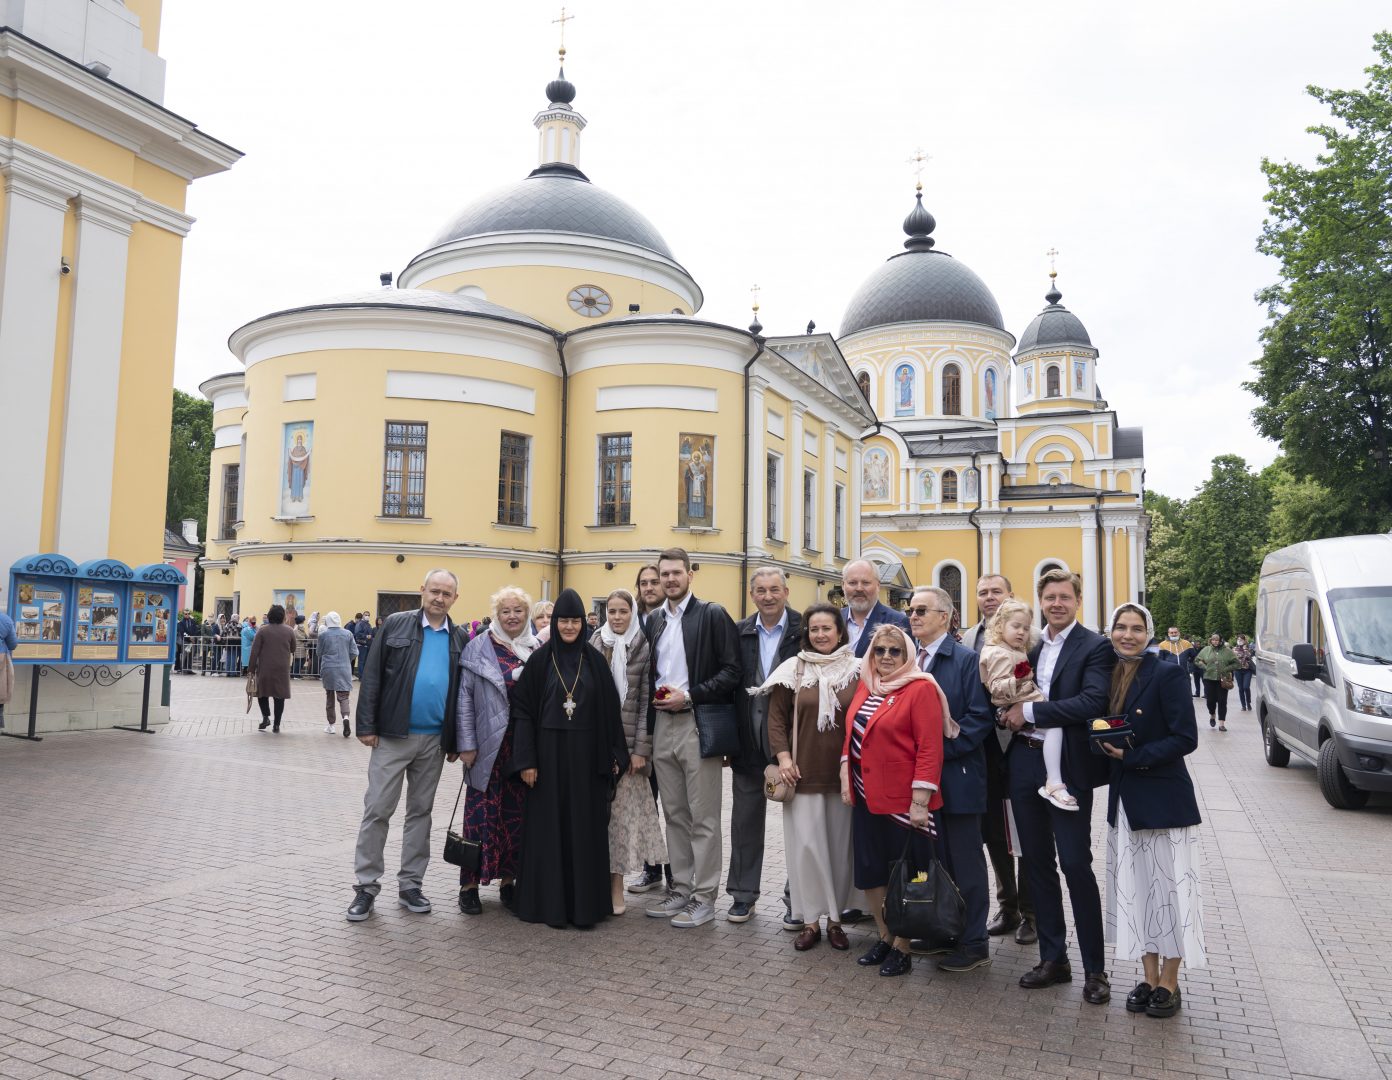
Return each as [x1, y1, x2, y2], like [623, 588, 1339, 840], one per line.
[1047, 246, 1059, 274]
[553, 6, 574, 51]
[751, 283, 761, 312]
[907, 148, 930, 190]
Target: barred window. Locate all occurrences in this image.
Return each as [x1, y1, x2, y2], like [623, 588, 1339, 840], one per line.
[1046, 365, 1061, 397]
[943, 363, 962, 415]
[598, 433, 632, 525]
[803, 470, 816, 549]
[942, 469, 958, 503]
[382, 422, 427, 518]
[498, 432, 529, 525]
[766, 453, 780, 540]
[219, 464, 240, 539]
[834, 484, 846, 558]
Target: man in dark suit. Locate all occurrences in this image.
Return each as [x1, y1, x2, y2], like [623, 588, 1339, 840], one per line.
[645, 547, 741, 928]
[908, 586, 995, 971]
[999, 569, 1116, 1004]
[728, 568, 803, 925]
[961, 574, 1035, 945]
[840, 559, 909, 658]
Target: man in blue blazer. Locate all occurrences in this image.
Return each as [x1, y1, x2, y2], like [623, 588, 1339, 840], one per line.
[1000, 569, 1116, 1004]
[907, 586, 995, 971]
[840, 559, 909, 658]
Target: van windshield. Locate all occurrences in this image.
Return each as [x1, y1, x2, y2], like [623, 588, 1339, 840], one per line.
[1327, 587, 1392, 666]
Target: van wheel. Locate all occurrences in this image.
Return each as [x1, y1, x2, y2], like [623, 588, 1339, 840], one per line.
[1318, 739, 1369, 810]
[1262, 717, 1290, 768]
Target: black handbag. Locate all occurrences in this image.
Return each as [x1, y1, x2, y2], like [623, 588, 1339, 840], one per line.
[442, 774, 481, 874]
[694, 702, 741, 759]
[883, 834, 965, 946]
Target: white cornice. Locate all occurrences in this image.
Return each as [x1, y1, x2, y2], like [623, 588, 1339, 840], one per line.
[227, 540, 559, 563]
[838, 320, 1017, 354]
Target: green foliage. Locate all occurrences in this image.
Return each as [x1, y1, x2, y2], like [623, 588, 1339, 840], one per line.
[1149, 585, 1178, 635]
[1262, 458, 1372, 550]
[1184, 455, 1272, 595]
[1178, 587, 1206, 637]
[1247, 31, 1392, 533]
[167, 389, 213, 532]
[1143, 490, 1191, 597]
[1206, 592, 1232, 640]
[1230, 582, 1257, 638]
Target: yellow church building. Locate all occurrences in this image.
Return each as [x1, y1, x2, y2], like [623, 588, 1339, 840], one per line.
[202, 53, 1146, 630]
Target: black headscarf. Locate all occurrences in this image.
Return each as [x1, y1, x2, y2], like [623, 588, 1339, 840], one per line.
[549, 588, 587, 683]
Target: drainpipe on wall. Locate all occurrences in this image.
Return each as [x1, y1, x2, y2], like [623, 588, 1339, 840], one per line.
[967, 450, 983, 624]
[556, 334, 570, 592]
[738, 337, 765, 620]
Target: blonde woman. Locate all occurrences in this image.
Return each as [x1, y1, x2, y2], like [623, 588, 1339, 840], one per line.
[531, 600, 553, 637]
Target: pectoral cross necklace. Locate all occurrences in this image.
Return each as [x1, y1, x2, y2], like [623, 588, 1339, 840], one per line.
[551, 654, 581, 719]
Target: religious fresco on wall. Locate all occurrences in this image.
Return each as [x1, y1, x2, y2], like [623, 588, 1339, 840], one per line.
[1074, 360, 1087, 394]
[983, 368, 998, 420]
[894, 364, 914, 416]
[678, 434, 714, 528]
[863, 448, 891, 502]
[272, 589, 306, 618]
[919, 470, 935, 503]
[964, 467, 980, 502]
[280, 421, 313, 517]
[1023, 366, 1034, 399]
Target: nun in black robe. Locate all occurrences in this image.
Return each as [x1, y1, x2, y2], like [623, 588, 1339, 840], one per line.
[510, 589, 630, 928]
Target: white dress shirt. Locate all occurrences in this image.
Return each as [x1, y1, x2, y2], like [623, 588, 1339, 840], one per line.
[1023, 619, 1077, 730]
[845, 606, 871, 650]
[656, 592, 693, 696]
[916, 632, 947, 671]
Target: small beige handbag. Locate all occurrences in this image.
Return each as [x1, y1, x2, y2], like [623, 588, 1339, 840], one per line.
[763, 662, 801, 804]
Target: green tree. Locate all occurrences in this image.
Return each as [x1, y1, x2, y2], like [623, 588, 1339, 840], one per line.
[1143, 490, 1190, 597]
[1248, 32, 1392, 532]
[1184, 455, 1272, 595]
[167, 389, 213, 530]
[1206, 592, 1232, 640]
[1262, 458, 1364, 550]
[1230, 582, 1257, 638]
[1149, 585, 1178, 635]
[1178, 587, 1206, 638]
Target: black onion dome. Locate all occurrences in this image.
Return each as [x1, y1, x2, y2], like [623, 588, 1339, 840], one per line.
[1015, 276, 1092, 352]
[427, 164, 675, 258]
[546, 64, 576, 105]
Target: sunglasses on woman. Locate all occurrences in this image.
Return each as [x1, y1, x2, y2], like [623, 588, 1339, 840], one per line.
[872, 646, 903, 658]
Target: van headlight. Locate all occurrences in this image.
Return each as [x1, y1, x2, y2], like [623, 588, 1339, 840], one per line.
[1346, 680, 1392, 719]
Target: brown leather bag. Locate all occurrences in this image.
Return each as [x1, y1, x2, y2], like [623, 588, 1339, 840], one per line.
[763, 663, 801, 804]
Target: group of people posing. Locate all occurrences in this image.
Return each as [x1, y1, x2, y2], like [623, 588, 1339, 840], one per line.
[343, 553, 1205, 1020]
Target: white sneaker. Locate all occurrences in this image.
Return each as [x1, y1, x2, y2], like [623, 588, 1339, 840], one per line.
[325, 723, 336, 733]
[670, 899, 715, 928]
[645, 890, 688, 918]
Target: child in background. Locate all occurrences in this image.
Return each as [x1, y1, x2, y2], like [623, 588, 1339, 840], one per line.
[978, 599, 1078, 811]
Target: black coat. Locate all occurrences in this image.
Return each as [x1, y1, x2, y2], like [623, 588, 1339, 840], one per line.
[643, 595, 741, 733]
[1107, 655, 1202, 830]
[1028, 623, 1116, 792]
[354, 609, 464, 750]
[732, 608, 803, 771]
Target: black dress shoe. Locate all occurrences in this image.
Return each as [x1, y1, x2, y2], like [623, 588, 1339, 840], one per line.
[1014, 918, 1037, 945]
[258, 718, 271, 731]
[908, 938, 953, 955]
[840, 907, 868, 924]
[1125, 981, 1155, 1013]
[499, 882, 517, 914]
[1145, 986, 1181, 1018]
[857, 940, 892, 966]
[1083, 971, 1111, 1004]
[1019, 960, 1072, 989]
[987, 910, 1020, 936]
[878, 948, 913, 977]
[458, 888, 482, 915]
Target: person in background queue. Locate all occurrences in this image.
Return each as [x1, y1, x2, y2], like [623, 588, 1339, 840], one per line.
[355, 614, 375, 678]
[248, 605, 295, 732]
[644, 548, 740, 928]
[347, 571, 465, 922]
[729, 567, 803, 927]
[317, 612, 356, 736]
[628, 562, 673, 894]
[840, 559, 909, 659]
[999, 569, 1115, 1004]
[239, 615, 256, 677]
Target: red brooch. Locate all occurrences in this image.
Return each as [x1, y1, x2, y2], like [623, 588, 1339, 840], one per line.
[1013, 660, 1033, 679]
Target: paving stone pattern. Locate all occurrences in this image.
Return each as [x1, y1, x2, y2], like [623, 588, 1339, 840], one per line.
[1, 676, 1389, 1079]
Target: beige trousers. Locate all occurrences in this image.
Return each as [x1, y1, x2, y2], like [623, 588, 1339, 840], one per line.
[653, 709, 723, 904]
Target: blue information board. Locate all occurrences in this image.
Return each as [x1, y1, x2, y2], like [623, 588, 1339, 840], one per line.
[7, 554, 78, 664]
[71, 559, 135, 663]
[127, 563, 186, 665]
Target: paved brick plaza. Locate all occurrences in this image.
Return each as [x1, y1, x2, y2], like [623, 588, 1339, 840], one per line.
[2, 674, 1389, 1080]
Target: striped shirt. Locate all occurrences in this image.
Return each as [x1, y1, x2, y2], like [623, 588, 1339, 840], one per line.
[850, 693, 936, 837]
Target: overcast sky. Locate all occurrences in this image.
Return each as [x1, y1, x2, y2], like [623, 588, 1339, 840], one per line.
[161, 0, 1387, 500]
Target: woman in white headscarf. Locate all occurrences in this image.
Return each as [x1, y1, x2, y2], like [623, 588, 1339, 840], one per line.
[316, 612, 355, 735]
[591, 589, 665, 914]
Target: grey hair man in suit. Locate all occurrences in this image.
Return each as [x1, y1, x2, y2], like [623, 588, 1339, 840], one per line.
[840, 559, 909, 658]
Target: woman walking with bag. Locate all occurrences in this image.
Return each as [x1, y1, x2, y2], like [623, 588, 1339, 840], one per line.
[248, 605, 295, 732]
[317, 612, 355, 735]
[1195, 633, 1237, 730]
[842, 624, 954, 977]
[752, 603, 861, 952]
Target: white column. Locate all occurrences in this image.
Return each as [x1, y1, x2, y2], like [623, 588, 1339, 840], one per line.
[1136, 520, 1148, 600]
[850, 446, 863, 559]
[747, 379, 766, 554]
[789, 403, 805, 554]
[55, 196, 137, 560]
[1103, 524, 1117, 619]
[1080, 516, 1099, 632]
[822, 429, 836, 565]
[0, 171, 69, 572]
[1127, 525, 1140, 605]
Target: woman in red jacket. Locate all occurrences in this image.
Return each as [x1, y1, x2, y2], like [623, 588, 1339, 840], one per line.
[841, 624, 957, 977]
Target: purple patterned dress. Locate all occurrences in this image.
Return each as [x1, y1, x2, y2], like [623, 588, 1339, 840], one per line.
[460, 639, 528, 886]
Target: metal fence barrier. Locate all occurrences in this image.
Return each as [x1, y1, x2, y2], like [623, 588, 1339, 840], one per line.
[173, 634, 344, 678]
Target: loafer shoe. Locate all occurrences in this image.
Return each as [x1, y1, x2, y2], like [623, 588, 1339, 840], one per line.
[878, 948, 913, 977]
[826, 924, 850, 951]
[1125, 981, 1155, 1013]
[793, 925, 822, 951]
[857, 940, 892, 966]
[1145, 986, 1181, 1018]
[646, 890, 689, 918]
[782, 912, 806, 931]
[398, 888, 431, 914]
[1083, 970, 1111, 1004]
[986, 910, 1020, 936]
[1014, 918, 1037, 945]
[1019, 960, 1072, 989]
[346, 888, 374, 922]
[727, 900, 754, 923]
[457, 888, 482, 915]
[937, 948, 992, 973]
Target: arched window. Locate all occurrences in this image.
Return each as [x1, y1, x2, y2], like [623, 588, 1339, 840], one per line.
[942, 469, 958, 502]
[857, 370, 871, 403]
[938, 565, 962, 621]
[943, 363, 962, 415]
[1045, 365, 1061, 397]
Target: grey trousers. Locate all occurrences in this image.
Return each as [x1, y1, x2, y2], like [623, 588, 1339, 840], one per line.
[353, 734, 445, 895]
[726, 767, 766, 904]
[653, 709, 723, 904]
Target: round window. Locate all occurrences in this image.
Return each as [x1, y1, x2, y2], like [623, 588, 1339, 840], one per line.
[567, 285, 612, 317]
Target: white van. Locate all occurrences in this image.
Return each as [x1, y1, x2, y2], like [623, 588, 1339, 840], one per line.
[1254, 533, 1392, 809]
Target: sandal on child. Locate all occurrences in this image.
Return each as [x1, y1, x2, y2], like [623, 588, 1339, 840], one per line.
[1038, 783, 1080, 811]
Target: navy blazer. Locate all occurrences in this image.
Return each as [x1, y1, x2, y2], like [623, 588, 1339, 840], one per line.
[845, 601, 911, 658]
[1028, 623, 1116, 791]
[1107, 655, 1202, 830]
[923, 635, 993, 815]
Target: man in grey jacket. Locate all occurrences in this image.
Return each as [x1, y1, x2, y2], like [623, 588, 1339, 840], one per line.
[346, 571, 465, 922]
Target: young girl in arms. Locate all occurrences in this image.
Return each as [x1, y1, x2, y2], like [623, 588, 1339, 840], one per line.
[979, 600, 1078, 811]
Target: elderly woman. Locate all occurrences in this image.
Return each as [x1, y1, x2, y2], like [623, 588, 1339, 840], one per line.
[753, 602, 862, 952]
[1100, 603, 1204, 1019]
[455, 585, 539, 915]
[248, 605, 295, 733]
[531, 600, 553, 637]
[317, 612, 356, 736]
[1195, 633, 1238, 731]
[841, 624, 954, 977]
[239, 616, 256, 674]
[591, 589, 665, 915]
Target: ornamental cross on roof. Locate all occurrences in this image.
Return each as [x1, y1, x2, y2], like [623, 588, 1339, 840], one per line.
[907, 148, 930, 190]
[1047, 246, 1059, 274]
[553, 6, 574, 53]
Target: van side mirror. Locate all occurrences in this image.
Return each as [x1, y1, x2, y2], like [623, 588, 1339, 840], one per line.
[1291, 643, 1323, 681]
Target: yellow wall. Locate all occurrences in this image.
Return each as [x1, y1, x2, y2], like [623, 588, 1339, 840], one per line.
[14, 104, 186, 207]
[416, 265, 690, 331]
[1000, 528, 1083, 607]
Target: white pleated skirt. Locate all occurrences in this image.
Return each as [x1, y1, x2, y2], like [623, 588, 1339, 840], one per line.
[784, 792, 865, 923]
[1105, 803, 1207, 967]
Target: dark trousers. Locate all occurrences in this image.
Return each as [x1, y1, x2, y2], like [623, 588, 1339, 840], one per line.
[258, 697, 285, 724]
[940, 812, 989, 953]
[983, 735, 1032, 920]
[1204, 679, 1229, 722]
[725, 766, 765, 904]
[1235, 668, 1253, 710]
[1006, 739, 1105, 973]
[1189, 668, 1203, 696]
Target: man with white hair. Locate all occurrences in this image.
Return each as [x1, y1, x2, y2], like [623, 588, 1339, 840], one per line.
[347, 570, 466, 922]
[840, 559, 909, 658]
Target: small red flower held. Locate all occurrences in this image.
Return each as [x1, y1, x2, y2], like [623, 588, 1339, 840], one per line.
[1013, 660, 1033, 679]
